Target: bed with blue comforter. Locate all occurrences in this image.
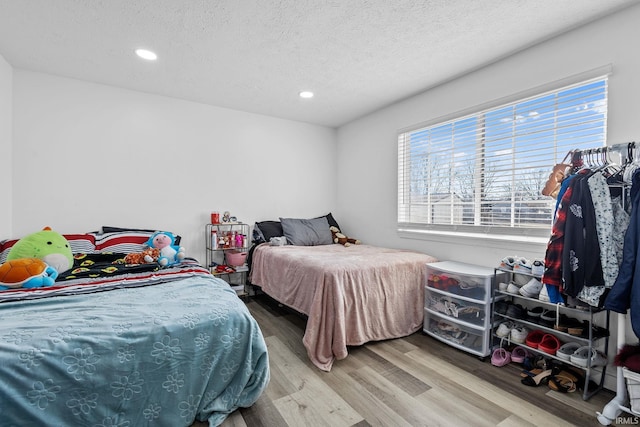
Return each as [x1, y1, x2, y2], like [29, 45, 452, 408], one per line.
[0, 254, 269, 426]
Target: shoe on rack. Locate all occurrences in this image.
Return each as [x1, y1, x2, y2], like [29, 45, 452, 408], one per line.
[494, 300, 509, 315]
[525, 329, 545, 349]
[498, 282, 509, 292]
[506, 282, 521, 295]
[538, 334, 561, 355]
[510, 325, 530, 344]
[570, 346, 608, 368]
[519, 278, 543, 298]
[513, 273, 532, 286]
[505, 303, 525, 318]
[556, 342, 581, 362]
[526, 306, 544, 320]
[513, 257, 532, 274]
[496, 321, 515, 338]
[538, 284, 551, 302]
[540, 309, 556, 327]
[499, 256, 517, 271]
[531, 259, 545, 277]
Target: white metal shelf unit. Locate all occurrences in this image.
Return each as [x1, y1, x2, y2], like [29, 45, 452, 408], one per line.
[492, 267, 610, 401]
[204, 222, 250, 297]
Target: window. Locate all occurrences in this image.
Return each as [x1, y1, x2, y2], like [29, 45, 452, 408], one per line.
[398, 76, 608, 239]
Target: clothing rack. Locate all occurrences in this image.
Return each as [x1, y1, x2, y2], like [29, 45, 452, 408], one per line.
[571, 141, 634, 171]
[591, 141, 638, 425]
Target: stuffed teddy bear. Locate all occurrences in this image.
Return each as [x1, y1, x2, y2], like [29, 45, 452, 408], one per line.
[124, 247, 161, 265]
[542, 163, 572, 198]
[329, 226, 361, 247]
[7, 227, 73, 274]
[146, 231, 186, 267]
[0, 258, 58, 290]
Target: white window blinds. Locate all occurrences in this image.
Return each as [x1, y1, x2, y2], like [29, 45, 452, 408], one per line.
[398, 76, 608, 238]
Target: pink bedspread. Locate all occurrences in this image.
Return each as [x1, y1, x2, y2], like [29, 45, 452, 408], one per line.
[250, 244, 437, 371]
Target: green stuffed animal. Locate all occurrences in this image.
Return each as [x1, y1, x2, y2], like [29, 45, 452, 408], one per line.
[7, 227, 73, 274]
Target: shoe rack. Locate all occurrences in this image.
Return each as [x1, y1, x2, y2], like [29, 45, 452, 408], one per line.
[492, 266, 610, 400]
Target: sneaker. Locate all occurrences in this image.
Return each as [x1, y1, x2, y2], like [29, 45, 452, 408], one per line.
[510, 325, 529, 344]
[506, 282, 521, 295]
[526, 306, 544, 319]
[506, 303, 525, 318]
[513, 257, 532, 274]
[531, 259, 545, 276]
[498, 282, 509, 292]
[499, 256, 517, 271]
[519, 278, 543, 298]
[513, 273, 532, 286]
[540, 309, 556, 327]
[538, 284, 550, 302]
[494, 300, 509, 315]
[496, 321, 515, 338]
[570, 346, 608, 368]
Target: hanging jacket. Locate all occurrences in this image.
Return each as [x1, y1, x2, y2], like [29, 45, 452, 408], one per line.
[604, 169, 640, 339]
[563, 170, 603, 297]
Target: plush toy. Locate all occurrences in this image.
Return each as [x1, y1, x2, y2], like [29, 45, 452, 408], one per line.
[7, 227, 73, 274]
[542, 163, 572, 198]
[329, 226, 361, 247]
[124, 248, 161, 265]
[146, 231, 185, 267]
[0, 258, 58, 290]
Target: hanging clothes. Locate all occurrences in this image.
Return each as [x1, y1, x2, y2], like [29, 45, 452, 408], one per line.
[577, 171, 616, 307]
[542, 169, 592, 299]
[562, 170, 604, 298]
[604, 168, 640, 339]
[612, 196, 631, 266]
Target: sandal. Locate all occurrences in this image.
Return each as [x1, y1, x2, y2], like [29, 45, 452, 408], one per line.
[511, 346, 530, 364]
[538, 334, 561, 355]
[521, 369, 552, 387]
[491, 347, 511, 367]
[525, 330, 545, 349]
[548, 374, 577, 393]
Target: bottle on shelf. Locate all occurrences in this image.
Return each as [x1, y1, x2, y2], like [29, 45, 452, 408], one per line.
[211, 230, 218, 250]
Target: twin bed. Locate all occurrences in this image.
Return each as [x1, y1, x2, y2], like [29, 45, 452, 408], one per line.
[0, 229, 269, 426]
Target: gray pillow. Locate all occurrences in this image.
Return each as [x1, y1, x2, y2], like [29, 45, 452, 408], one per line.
[280, 217, 333, 246]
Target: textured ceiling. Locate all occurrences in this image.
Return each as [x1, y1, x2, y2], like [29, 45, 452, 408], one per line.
[0, 0, 638, 128]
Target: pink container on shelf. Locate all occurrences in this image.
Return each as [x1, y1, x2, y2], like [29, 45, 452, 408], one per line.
[226, 250, 247, 266]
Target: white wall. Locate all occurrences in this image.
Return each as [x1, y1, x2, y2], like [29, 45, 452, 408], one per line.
[336, 3, 640, 393]
[12, 71, 337, 262]
[0, 53, 11, 237]
[337, 3, 640, 268]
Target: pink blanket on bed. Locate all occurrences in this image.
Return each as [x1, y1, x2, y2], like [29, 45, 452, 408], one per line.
[250, 244, 437, 371]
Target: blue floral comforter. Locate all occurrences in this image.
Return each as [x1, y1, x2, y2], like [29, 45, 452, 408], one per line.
[0, 257, 269, 426]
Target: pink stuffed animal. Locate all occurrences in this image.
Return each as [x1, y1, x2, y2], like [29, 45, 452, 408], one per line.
[146, 231, 185, 266]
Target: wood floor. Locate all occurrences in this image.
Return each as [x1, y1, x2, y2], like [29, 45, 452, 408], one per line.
[198, 295, 620, 427]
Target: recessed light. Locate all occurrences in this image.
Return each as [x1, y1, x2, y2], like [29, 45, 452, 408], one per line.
[299, 91, 314, 99]
[135, 48, 158, 61]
